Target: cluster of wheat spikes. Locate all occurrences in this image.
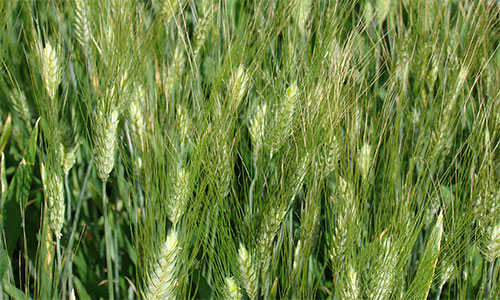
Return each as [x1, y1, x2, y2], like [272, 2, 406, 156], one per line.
[0, 0, 500, 299]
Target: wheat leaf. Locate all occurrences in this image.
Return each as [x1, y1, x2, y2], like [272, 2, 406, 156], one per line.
[2, 120, 38, 256]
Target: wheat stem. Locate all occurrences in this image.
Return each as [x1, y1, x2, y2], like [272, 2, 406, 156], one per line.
[65, 172, 71, 228]
[435, 285, 443, 300]
[61, 160, 92, 288]
[113, 210, 120, 300]
[484, 261, 495, 300]
[56, 239, 61, 274]
[248, 156, 257, 217]
[102, 180, 114, 300]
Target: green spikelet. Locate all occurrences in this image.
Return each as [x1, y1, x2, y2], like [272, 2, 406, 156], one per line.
[376, 0, 391, 27]
[62, 143, 78, 174]
[295, 0, 312, 36]
[357, 142, 372, 180]
[74, 0, 91, 49]
[8, 89, 31, 130]
[320, 135, 340, 176]
[404, 214, 443, 300]
[340, 262, 359, 300]
[128, 85, 146, 152]
[193, 1, 214, 58]
[224, 277, 242, 300]
[165, 43, 185, 99]
[176, 105, 192, 160]
[259, 207, 287, 296]
[366, 237, 399, 300]
[162, 0, 180, 24]
[41, 42, 62, 100]
[363, 1, 374, 26]
[94, 103, 119, 182]
[41, 163, 65, 239]
[237, 243, 258, 300]
[265, 82, 299, 157]
[167, 167, 190, 225]
[227, 65, 250, 113]
[330, 177, 355, 263]
[217, 142, 232, 198]
[145, 230, 180, 300]
[485, 221, 500, 261]
[249, 103, 267, 157]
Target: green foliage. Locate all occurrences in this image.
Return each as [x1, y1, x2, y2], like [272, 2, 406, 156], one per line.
[0, 0, 499, 299]
[2, 121, 38, 256]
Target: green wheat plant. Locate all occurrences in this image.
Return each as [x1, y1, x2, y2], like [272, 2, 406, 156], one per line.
[0, 0, 499, 299]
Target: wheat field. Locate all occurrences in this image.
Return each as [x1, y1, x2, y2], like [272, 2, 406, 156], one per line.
[0, 0, 499, 299]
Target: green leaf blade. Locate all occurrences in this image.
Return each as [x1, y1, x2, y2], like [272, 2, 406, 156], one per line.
[2, 121, 38, 256]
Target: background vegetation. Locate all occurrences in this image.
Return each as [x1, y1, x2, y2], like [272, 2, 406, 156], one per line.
[0, 0, 499, 299]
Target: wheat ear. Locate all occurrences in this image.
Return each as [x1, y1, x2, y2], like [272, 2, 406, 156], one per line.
[237, 243, 258, 300]
[145, 229, 180, 300]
